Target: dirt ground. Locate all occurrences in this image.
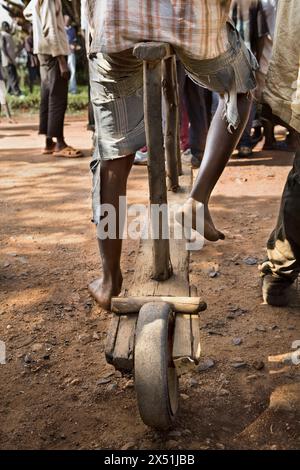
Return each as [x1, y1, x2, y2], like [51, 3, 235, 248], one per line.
[0, 115, 299, 450]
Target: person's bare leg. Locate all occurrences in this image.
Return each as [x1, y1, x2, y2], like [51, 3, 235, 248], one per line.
[89, 154, 134, 309]
[178, 93, 252, 241]
[45, 136, 55, 152]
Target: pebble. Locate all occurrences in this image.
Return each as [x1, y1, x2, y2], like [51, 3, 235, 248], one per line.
[64, 306, 73, 312]
[189, 378, 198, 387]
[256, 325, 267, 332]
[165, 440, 178, 449]
[218, 389, 230, 396]
[252, 360, 265, 370]
[231, 361, 247, 369]
[78, 333, 92, 345]
[3, 262, 10, 268]
[70, 378, 81, 386]
[24, 354, 32, 364]
[227, 307, 248, 319]
[97, 378, 111, 385]
[246, 374, 258, 381]
[124, 379, 134, 389]
[216, 443, 225, 450]
[32, 343, 43, 352]
[121, 442, 135, 451]
[180, 393, 189, 400]
[232, 337, 242, 346]
[197, 358, 215, 372]
[102, 371, 115, 379]
[107, 383, 117, 392]
[92, 332, 100, 340]
[209, 269, 220, 278]
[244, 257, 258, 266]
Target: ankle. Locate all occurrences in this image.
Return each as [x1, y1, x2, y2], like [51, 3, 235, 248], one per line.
[102, 269, 122, 285]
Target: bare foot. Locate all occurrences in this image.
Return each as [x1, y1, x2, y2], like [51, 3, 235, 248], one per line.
[176, 198, 225, 242]
[88, 272, 123, 310]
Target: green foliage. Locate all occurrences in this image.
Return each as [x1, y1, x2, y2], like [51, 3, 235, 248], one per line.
[7, 85, 89, 114]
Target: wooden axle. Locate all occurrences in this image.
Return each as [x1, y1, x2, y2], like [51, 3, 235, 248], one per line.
[111, 296, 207, 314]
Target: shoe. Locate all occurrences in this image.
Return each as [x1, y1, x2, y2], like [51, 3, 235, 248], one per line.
[262, 274, 293, 306]
[181, 148, 192, 165]
[238, 146, 253, 158]
[191, 154, 203, 169]
[134, 149, 148, 165]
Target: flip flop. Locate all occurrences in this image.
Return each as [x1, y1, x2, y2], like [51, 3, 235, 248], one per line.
[53, 146, 83, 158]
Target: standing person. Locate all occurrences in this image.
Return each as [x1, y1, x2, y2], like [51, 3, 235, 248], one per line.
[24, 0, 82, 158]
[0, 21, 22, 96]
[0, 65, 13, 122]
[81, 0, 95, 131]
[64, 15, 77, 95]
[230, 0, 268, 157]
[24, 24, 39, 93]
[84, 0, 257, 309]
[177, 62, 212, 169]
[259, 0, 300, 306]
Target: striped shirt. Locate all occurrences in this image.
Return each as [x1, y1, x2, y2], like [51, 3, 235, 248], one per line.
[86, 0, 232, 59]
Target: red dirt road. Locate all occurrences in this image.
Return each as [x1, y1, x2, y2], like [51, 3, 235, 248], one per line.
[0, 116, 299, 449]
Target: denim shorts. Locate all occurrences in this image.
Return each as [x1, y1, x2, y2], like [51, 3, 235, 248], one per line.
[89, 21, 257, 224]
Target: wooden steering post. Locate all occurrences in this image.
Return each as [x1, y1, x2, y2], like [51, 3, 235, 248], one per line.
[133, 42, 180, 281]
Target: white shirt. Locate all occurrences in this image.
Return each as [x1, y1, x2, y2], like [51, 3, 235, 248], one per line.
[24, 0, 69, 57]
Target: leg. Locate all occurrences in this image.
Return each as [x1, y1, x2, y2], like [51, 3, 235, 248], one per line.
[38, 55, 52, 150]
[7, 64, 21, 96]
[88, 50, 145, 308]
[88, 154, 134, 309]
[260, 150, 300, 305]
[185, 78, 210, 167]
[4, 103, 12, 121]
[180, 92, 252, 241]
[47, 57, 68, 150]
[237, 103, 255, 157]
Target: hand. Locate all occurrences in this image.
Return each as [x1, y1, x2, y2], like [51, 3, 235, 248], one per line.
[57, 56, 70, 80]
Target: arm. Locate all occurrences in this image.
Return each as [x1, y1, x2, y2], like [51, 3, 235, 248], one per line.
[57, 55, 70, 80]
[1, 35, 15, 65]
[40, 0, 70, 58]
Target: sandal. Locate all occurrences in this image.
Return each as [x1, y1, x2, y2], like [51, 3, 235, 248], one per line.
[42, 144, 56, 155]
[53, 146, 83, 158]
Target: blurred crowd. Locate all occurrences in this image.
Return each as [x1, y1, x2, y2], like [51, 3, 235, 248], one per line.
[0, 1, 295, 160]
[0, 11, 82, 122]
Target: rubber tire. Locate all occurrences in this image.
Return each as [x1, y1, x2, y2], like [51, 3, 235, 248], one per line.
[134, 302, 179, 429]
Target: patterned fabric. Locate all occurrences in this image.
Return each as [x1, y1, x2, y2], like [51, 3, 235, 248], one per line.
[89, 21, 258, 225]
[85, 0, 232, 59]
[263, 0, 300, 133]
[24, 0, 69, 57]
